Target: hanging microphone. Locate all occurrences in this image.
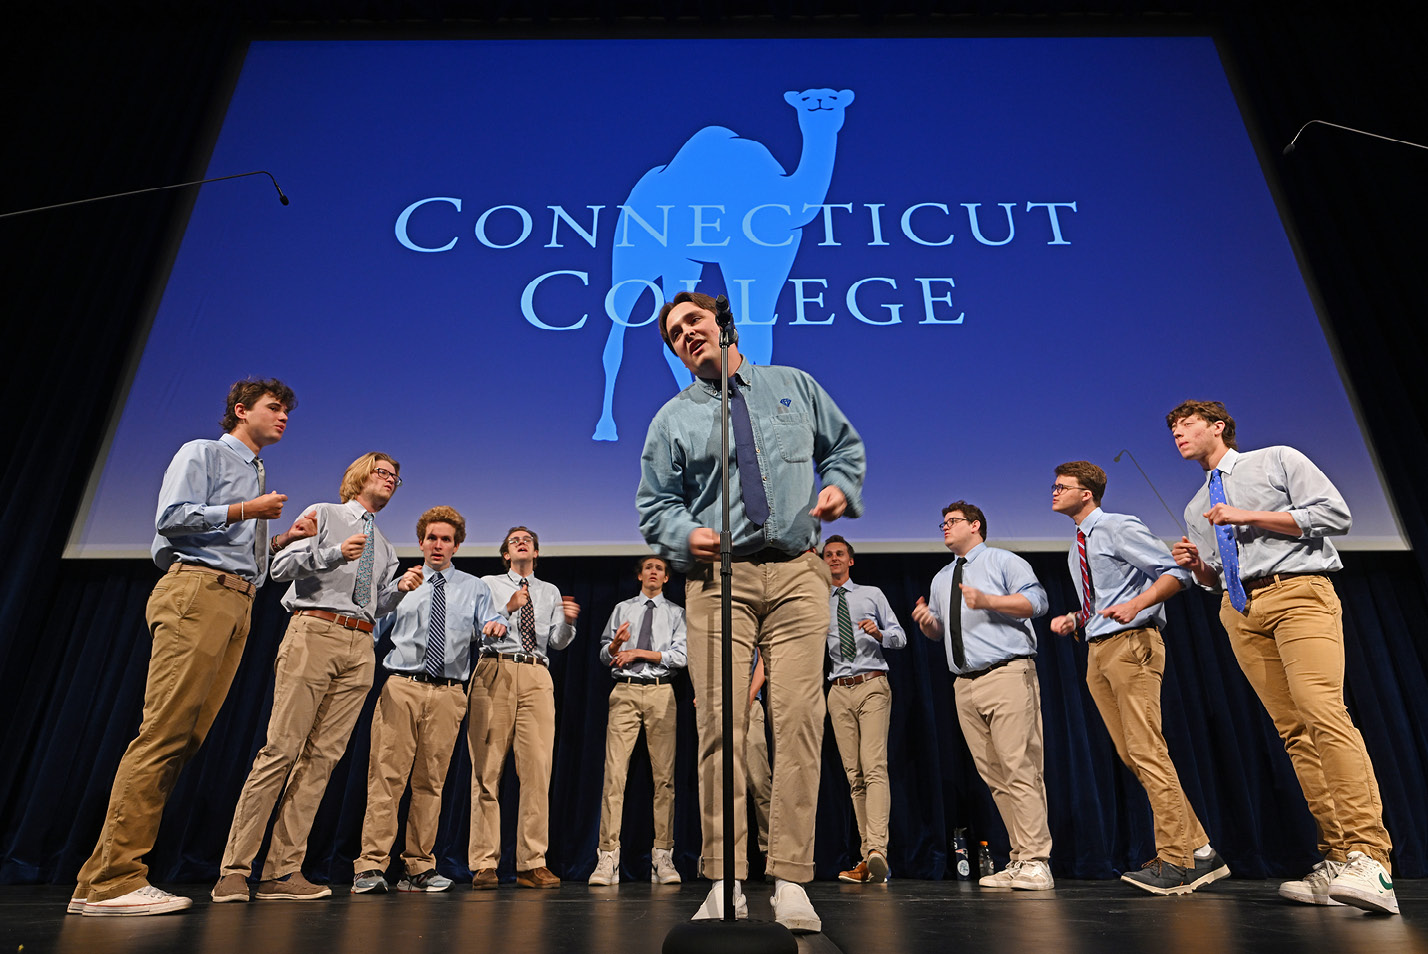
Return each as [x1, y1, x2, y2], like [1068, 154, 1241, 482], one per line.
[1283, 120, 1428, 156]
[0, 169, 291, 219]
[1113, 448, 1186, 534]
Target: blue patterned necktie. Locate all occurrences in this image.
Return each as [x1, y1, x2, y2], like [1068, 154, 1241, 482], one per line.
[836, 586, 856, 660]
[1208, 469, 1248, 612]
[518, 578, 537, 653]
[729, 385, 770, 527]
[353, 511, 375, 607]
[425, 571, 446, 678]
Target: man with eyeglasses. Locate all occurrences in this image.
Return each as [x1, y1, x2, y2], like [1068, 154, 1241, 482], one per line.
[214, 452, 422, 903]
[911, 501, 1052, 890]
[74, 379, 309, 917]
[1048, 461, 1228, 895]
[1167, 400, 1397, 915]
[637, 291, 865, 933]
[469, 526, 580, 890]
[821, 535, 904, 885]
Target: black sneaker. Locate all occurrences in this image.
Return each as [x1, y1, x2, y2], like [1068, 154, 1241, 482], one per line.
[1188, 850, 1230, 890]
[1122, 858, 1194, 896]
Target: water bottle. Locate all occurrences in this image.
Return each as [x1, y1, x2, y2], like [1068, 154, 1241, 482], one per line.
[952, 828, 970, 880]
[977, 840, 994, 878]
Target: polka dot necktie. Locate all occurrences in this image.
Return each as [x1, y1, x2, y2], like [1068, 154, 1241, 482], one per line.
[518, 578, 537, 653]
[1208, 469, 1248, 612]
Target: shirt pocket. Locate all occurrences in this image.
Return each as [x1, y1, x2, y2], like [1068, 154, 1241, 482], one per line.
[772, 412, 813, 463]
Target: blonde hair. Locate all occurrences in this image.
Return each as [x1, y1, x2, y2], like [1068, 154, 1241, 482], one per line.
[339, 452, 400, 503]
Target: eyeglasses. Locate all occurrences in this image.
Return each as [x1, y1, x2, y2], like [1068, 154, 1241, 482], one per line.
[507, 535, 535, 546]
[1051, 483, 1086, 495]
[939, 517, 971, 530]
[372, 467, 402, 488]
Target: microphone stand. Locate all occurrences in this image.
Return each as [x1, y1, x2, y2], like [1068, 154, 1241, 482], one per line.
[662, 297, 794, 954]
[0, 170, 290, 219]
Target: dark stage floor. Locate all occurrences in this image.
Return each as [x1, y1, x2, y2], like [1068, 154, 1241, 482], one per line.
[6, 879, 1428, 954]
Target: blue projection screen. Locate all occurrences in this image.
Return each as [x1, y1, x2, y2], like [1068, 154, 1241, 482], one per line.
[66, 36, 1405, 557]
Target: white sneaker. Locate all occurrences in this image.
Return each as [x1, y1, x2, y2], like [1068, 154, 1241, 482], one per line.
[691, 880, 747, 920]
[66, 896, 87, 915]
[979, 860, 1020, 888]
[770, 880, 822, 934]
[1008, 859, 1054, 890]
[1328, 851, 1400, 915]
[82, 885, 192, 917]
[588, 848, 620, 886]
[1278, 859, 1345, 906]
[651, 848, 681, 884]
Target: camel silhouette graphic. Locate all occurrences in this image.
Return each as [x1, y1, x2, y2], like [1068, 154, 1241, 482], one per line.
[592, 87, 856, 441]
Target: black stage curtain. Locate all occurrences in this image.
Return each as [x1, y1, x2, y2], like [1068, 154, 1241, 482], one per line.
[1, 550, 1424, 887]
[3, 1, 1428, 889]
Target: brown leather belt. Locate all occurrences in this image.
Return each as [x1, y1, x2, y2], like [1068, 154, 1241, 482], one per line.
[831, 670, 885, 688]
[172, 562, 256, 597]
[483, 652, 549, 668]
[1242, 571, 1322, 596]
[294, 609, 374, 633]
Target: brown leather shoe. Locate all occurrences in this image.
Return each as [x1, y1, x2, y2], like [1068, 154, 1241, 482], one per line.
[838, 861, 871, 884]
[471, 868, 499, 890]
[516, 866, 561, 889]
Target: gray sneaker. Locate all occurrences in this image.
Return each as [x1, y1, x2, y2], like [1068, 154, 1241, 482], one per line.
[1122, 858, 1193, 896]
[397, 870, 453, 893]
[255, 873, 332, 901]
[1188, 849, 1231, 890]
[352, 869, 388, 894]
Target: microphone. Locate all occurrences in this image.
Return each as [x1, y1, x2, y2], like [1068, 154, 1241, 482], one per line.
[713, 294, 739, 345]
[0, 169, 291, 219]
[1283, 120, 1428, 156]
[1113, 448, 1186, 535]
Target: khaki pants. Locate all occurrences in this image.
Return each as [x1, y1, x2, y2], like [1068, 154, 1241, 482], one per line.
[954, 658, 1052, 864]
[78, 565, 253, 901]
[1220, 574, 1392, 870]
[597, 682, 678, 851]
[745, 699, 772, 854]
[356, 674, 468, 874]
[1086, 627, 1206, 868]
[220, 614, 375, 879]
[467, 656, 555, 870]
[686, 551, 830, 882]
[828, 675, 892, 857]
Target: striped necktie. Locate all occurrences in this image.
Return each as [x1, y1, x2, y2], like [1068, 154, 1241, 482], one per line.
[835, 586, 856, 660]
[1075, 528, 1095, 627]
[425, 571, 446, 678]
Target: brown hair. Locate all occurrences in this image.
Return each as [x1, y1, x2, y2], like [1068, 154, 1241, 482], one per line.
[943, 500, 988, 541]
[339, 452, 399, 503]
[221, 378, 296, 432]
[500, 526, 540, 567]
[822, 534, 855, 559]
[1054, 461, 1106, 505]
[658, 290, 719, 348]
[634, 554, 669, 576]
[417, 505, 466, 546]
[1165, 400, 1238, 450]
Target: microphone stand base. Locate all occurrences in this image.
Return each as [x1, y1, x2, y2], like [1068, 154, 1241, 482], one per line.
[663, 918, 798, 954]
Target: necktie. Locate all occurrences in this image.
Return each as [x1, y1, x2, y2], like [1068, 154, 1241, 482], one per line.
[632, 598, 656, 673]
[425, 572, 446, 678]
[518, 578, 537, 653]
[836, 586, 856, 660]
[353, 511, 375, 607]
[1075, 528, 1095, 627]
[947, 558, 967, 670]
[1208, 469, 1248, 612]
[253, 457, 268, 578]
[728, 385, 770, 527]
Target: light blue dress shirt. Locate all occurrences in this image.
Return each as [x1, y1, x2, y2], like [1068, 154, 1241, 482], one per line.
[1183, 446, 1351, 589]
[928, 543, 1048, 674]
[598, 591, 688, 679]
[826, 579, 906, 679]
[273, 499, 404, 624]
[481, 571, 576, 660]
[1068, 508, 1190, 641]
[377, 565, 504, 681]
[636, 361, 866, 572]
[151, 432, 266, 583]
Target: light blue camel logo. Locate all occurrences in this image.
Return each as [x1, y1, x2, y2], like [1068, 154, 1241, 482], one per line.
[592, 87, 856, 441]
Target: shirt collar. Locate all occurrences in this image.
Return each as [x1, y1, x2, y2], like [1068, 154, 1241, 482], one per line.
[961, 542, 988, 564]
[1206, 447, 1241, 483]
[506, 569, 537, 586]
[1078, 507, 1106, 535]
[343, 498, 371, 519]
[695, 359, 755, 395]
[425, 564, 451, 583]
[219, 432, 257, 463]
[833, 578, 858, 591]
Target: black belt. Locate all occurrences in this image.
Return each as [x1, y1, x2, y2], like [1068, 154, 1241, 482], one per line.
[482, 652, 549, 668]
[731, 547, 810, 564]
[957, 655, 1033, 680]
[1242, 571, 1323, 596]
[388, 669, 464, 688]
[831, 671, 885, 688]
[614, 675, 672, 685]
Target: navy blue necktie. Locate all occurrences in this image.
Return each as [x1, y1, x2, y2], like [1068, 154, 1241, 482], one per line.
[729, 385, 770, 527]
[425, 572, 446, 678]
